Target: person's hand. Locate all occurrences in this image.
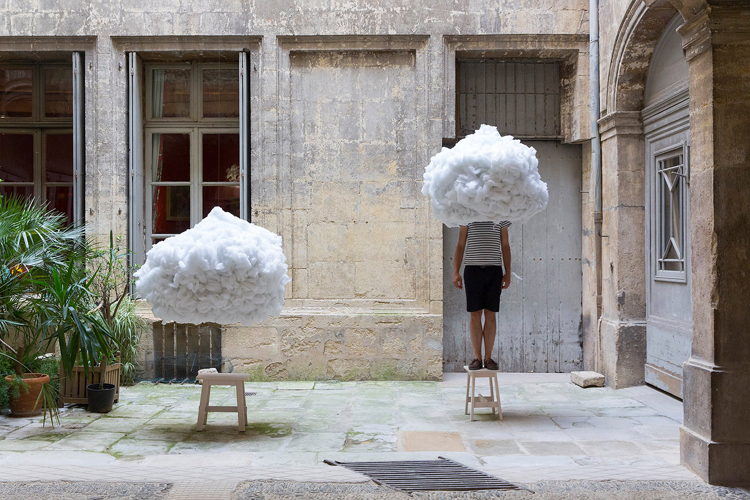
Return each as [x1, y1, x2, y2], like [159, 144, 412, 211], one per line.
[502, 273, 511, 289]
[453, 272, 463, 289]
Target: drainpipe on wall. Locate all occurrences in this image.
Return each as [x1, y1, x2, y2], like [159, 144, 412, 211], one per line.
[589, 0, 603, 373]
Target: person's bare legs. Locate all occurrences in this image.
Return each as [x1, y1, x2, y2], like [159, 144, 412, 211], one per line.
[482, 309, 497, 362]
[470, 310, 484, 360]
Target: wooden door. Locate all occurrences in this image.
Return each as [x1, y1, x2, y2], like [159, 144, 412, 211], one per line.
[442, 141, 583, 372]
[644, 112, 691, 398]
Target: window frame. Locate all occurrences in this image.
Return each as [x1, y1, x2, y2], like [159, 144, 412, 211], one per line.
[41, 64, 76, 123]
[144, 62, 240, 124]
[0, 59, 82, 225]
[42, 129, 75, 214]
[0, 63, 74, 123]
[653, 142, 689, 283]
[0, 64, 38, 122]
[143, 61, 241, 253]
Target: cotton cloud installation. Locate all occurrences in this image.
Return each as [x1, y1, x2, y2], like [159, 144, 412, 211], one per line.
[422, 125, 548, 227]
[135, 207, 291, 326]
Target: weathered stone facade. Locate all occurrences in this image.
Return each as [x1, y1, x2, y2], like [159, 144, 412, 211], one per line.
[0, 1, 589, 382]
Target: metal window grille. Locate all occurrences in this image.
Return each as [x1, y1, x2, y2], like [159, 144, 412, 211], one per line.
[151, 322, 222, 382]
[457, 60, 560, 139]
[655, 144, 688, 280]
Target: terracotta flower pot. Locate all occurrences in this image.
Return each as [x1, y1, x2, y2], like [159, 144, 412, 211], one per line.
[5, 373, 50, 417]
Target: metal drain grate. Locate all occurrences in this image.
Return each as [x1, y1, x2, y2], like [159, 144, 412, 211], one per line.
[325, 456, 529, 495]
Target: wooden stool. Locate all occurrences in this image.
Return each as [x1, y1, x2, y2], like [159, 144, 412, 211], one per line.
[464, 366, 502, 421]
[196, 373, 250, 432]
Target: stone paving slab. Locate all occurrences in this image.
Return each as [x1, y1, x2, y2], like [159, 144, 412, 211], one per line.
[0, 372, 703, 498]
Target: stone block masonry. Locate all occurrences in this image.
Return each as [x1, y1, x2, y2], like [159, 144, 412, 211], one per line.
[137, 310, 443, 381]
[225, 312, 444, 381]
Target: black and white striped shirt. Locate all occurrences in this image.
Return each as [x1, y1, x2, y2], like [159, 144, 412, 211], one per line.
[464, 221, 511, 266]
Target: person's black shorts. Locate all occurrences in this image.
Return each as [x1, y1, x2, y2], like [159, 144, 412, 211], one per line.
[464, 265, 504, 312]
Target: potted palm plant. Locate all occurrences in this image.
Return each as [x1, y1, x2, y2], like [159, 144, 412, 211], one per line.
[58, 231, 145, 413]
[0, 195, 116, 421]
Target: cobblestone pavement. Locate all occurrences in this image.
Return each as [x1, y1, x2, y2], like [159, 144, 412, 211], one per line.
[231, 480, 750, 499]
[0, 373, 710, 499]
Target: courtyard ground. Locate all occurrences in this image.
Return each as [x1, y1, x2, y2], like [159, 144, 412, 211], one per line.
[1, 373, 744, 499]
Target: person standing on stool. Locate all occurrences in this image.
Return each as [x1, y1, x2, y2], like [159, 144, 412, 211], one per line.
[452, 221, 512, 371]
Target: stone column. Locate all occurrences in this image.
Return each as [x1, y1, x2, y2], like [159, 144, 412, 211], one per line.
[679, 5, 750, 486]
[596, 111, 647, 388]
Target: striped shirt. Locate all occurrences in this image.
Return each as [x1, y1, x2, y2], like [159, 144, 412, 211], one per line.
[464, 221, 512, 266]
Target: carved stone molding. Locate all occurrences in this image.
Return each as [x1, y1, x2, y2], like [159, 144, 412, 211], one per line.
[277, 35, 429, 51]
[111, 35, 262, 53]
[598, 111, 643, 141]
[679, 6, 750, 61]
[0, 36, 97, 60]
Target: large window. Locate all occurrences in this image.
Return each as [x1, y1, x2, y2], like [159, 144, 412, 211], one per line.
[0, 64, 77, 224]
[144, 62, 241, 248]
[654, 144, 688, 281]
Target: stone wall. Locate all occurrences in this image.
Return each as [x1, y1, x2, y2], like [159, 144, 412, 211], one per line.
[1, 0, 590, 380]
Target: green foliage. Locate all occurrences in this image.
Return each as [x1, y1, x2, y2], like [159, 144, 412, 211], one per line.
[0, 355, 12, 411]
[0, 194, 129, 420]
[111, 296, 147, 386]
[0, 193, 97, 377]
[0, 195, 146, 419]
[87, 232, 146, 386]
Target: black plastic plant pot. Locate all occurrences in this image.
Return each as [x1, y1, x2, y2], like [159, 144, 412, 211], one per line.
[86, 383, 116, 413]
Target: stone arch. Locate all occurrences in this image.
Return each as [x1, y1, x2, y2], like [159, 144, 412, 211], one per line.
[605, 0, 683, 115]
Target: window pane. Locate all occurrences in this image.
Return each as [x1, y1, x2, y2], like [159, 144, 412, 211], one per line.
[0, 69, 33, 118]
[152, 68, 190, 118]
[44, 68, 73, 118]
[202, 133, 240, 182]
[45, 133, 74, 182]
[152, 185, 190, 234]
[152, 133, 190, 182]
[203, 185, 240, 218]
[0, 133, 34, 182]
[0, 184, 34, 201]
[46, 185, 73, 225]
[202, 68, 239, 118]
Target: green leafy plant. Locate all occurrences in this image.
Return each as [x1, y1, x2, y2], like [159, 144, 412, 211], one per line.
[0, 194, 120, 423]
[88, 232, 146, 385]
[111, 296, 146, 386]
[0, 196, 83, 372]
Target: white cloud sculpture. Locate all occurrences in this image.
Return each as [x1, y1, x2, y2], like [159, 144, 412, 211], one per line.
[134, 207, 291, 326]
[422, 124, 548, 227]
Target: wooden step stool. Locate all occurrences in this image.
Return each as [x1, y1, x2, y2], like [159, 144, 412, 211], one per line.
[464, 366, 502, 421]
[196, 373, 250, 432]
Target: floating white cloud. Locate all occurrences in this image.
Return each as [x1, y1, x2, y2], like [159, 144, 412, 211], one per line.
[134, 207, 291, 326]
[422, 125, 548, 227]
